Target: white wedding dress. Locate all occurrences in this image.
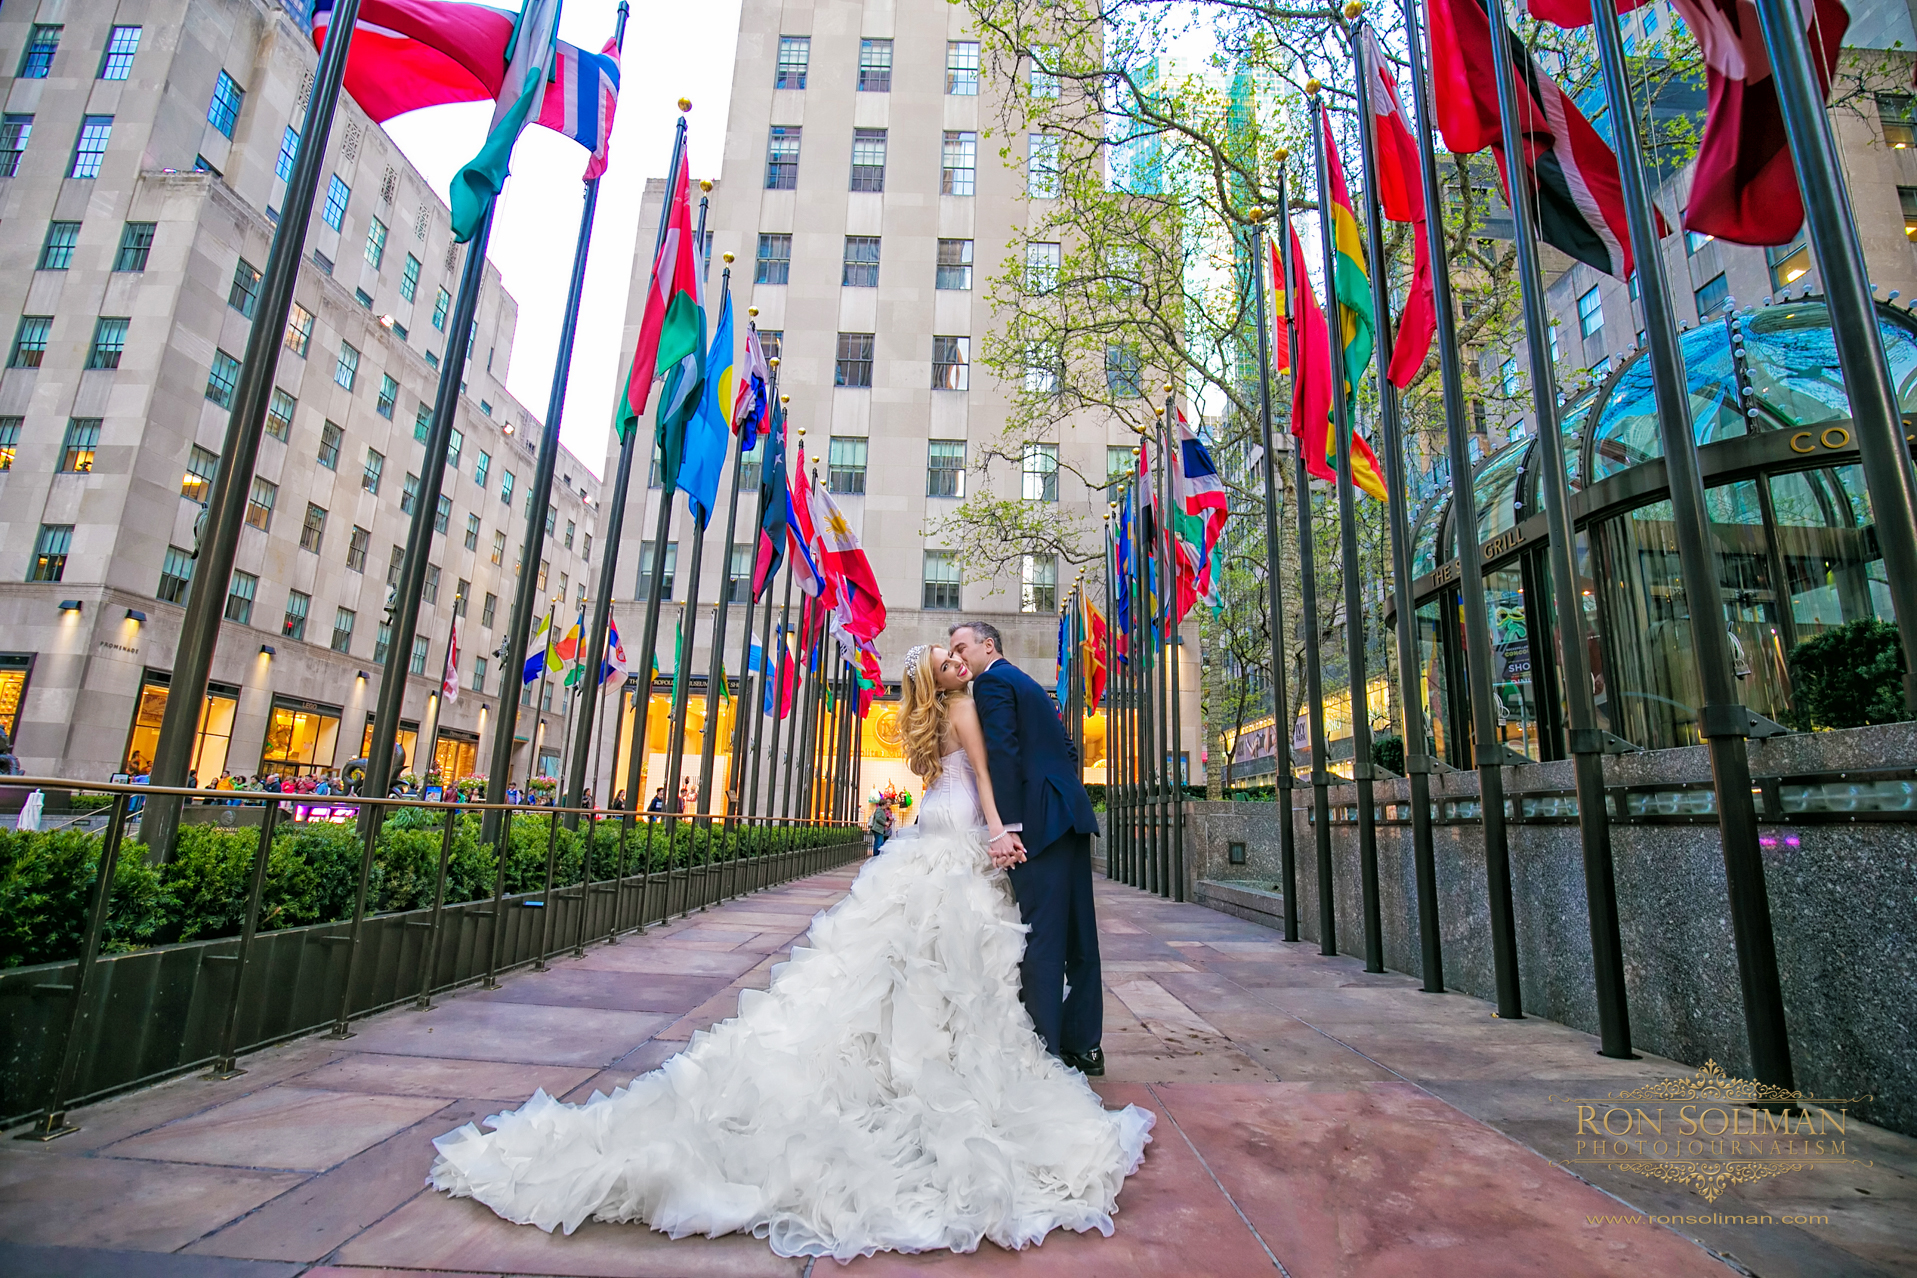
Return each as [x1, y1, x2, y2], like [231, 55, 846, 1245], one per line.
[429, 748, 1155, 1261]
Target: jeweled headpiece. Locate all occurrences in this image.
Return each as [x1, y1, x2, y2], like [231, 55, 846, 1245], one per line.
[902, 644, 930, 681]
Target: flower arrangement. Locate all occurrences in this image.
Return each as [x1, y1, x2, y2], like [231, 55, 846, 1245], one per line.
[528, 776, 558, 794]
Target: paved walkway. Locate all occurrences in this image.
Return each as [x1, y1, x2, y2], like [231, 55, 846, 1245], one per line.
[2, 867, 1911, 1277]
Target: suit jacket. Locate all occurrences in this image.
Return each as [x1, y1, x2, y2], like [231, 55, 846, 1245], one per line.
[973, 658, 1100, 854]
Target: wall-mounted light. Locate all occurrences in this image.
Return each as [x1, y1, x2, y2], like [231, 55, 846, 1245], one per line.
[58, 599, 83, 613]
[125, 608, 147, 624]
[259, 644, 276, 656]
[502, 422, 516, 436]
[357, 670, 371, 681]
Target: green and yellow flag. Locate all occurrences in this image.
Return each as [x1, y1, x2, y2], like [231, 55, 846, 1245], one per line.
[1319, 112, 1388, 503]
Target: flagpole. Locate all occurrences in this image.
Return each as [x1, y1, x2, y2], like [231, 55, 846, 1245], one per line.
[1749, 0, 1917, 714]
[424, 605, 459, 794]
[1141, 446, 1163, 898]
[1349, 15, 1442, 989]
[526, 600, 557, 792]
[143, 0, 365, 859]
[622, 109, 695, 832]
[1102, 510, 1116, 878]
[725, 347, 774, 825]
[696, 270, 748, 816]
[1248, 203, 1301, 942]
[1401, 0, 1518, 1012]
[1153, 410, 1174, 900]
[1282, 188, 1338, 958]
[1157, 393, 1188, 901]
[1309, 89, 1383, 972]
[761, 562, 794, 817]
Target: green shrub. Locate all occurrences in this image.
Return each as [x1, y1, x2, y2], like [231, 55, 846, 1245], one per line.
[163, 826, 321, 940]
[1788, 619, 1907, 730]
[1371, 734, 1406, 776]
[0, 829, 169, 968]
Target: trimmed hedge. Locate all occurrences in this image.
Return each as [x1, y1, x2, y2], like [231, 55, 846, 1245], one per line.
[0, 814, 851, 969]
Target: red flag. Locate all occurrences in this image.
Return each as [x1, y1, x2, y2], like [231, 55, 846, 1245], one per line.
[1427, 0, 1643, 279]
[311, 0, 511, 123]
[1286, 223, 1338, 487]
[1360, 28, 1438, 389]
[623, 156, 696, 424]
[1267, 240, 1291, 373]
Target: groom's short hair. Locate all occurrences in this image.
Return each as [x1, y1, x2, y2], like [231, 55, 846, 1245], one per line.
[949, 620, 1002, 653]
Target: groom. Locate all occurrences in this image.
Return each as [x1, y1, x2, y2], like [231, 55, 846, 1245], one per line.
[949, 621, 1105, 1076]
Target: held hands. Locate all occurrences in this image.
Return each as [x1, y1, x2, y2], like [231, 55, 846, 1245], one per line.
[987, 829, 1026, 870]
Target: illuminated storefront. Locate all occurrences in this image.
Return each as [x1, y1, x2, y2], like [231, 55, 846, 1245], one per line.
[121, 671, 236, 780]
[0, 654, 31, 748]
[260, 696, 342, 776]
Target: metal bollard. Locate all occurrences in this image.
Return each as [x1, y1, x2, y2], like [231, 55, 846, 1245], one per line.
[16, 792, 132, 1141]
[327, 799, 386, 1039]
[206, 797, 283, 1078]
[413, 801, 458, 1010]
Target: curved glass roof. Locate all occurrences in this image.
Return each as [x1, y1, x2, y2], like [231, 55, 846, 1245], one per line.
[1470, 437, 1533, 545]
[1410, 493, 1452, 578]
[1587, 322, 1745, 481]
[1740, 304, 1917, 427]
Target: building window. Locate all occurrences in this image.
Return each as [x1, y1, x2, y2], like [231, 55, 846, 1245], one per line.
[500, 468, 515, 505]
[373, 621, 392, 665]
[423, 563, 441, 604]
[936, 238, 974, 290]
[1025, 241, 1061, 294]
[0, 417, 18, 470]
[101, 26, 141, 80]
[299, 502, 326, 553]
[335, 341, 360, 390]
[474, 449, 491, 490]
[947, 41, 980, 94]
[276, 306, 312, 362]
[158, 545, 194, 604]
[1695, 271, 1729, 318]
[1020, 554, 1057, 613]
[564, 519, 576, 550]
[225, 569, 258, 624]
[843, 235, 881, 286]
[322, 175, 350, 230]
[923, 551, 962, 610]
[225, 258, 264, 318]
[398, 255, 421, 305]
[835, 332, 874, 388]
[851, 128, 887, 192]
[941, 131, 977, 196]
[1105, 344, 1142, 397]
[245, 476, 277, 531]
[182, 445, 218, 503]
[1028, 134, 1061, 199]
[491, 530, 506, 565]
[30, 524, 73, 582]
[19, 25, 60, 79]
[639, 540, 678, 598]
[472, 655, 489, 693]
[932, 336, 970, 390]
[1108, 445, 1135, 482]
[464, 512, 481, 551]
[858, 39, 893, 92]
[282, 589, 310, 640]
[454, 579, 471, 617]
[1879, 93, 1917, 149]
[1577, 286, 1604, 338]
[760, 330, 783, 363]
[9, 316, 51, 368]
[481, 592, 498, 627]
[1029, 46, 1061, 99]
[766, 125, 801, 189]
[365, 216, 387, 268]
[207, 71, 244, 137]
[1024, 343, 1061, 394]
[927, 440, 966, 497]
[0, 114, 30, 177]
[206, 348, 242, 406]
[434, 494, 452, 534]
[60, 418, 101, 472]
[39, 221, 79, 270]
[1685, 229, 1714, 255]
[756, 233, 792, 284]
[363, 447, 385, 493]
[829, 436, 868, 494]
[87, 318, 128, 370]
[312, 418, 341, 469]
[276, 125, 299, 181]
[432, 286, 451, 330]
[726, 544, 752, 603]
[346, 524, 369, 572]
[409, 635, 430, 676]
[1500, 357, 1519, 397]
[1550, 323, 1562, 362]
[71, 116, 113, 179]
[1901, 186, 1917, 242]
[401, 472, 420, 514]
[331, 607, 356, 653]
[545, 505, 557, 535]
[776, 36, 810, 89]
[1023, 443, 1059, 502]
[313, 249, 333, 276]
[113, 221, 156, 272]
[1763, 238, 1809, 291]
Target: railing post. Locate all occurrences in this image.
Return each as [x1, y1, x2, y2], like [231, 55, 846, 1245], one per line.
[607, 814, 631, 944]
[534, 812, 561, 971]
[206, 796, 281, 1078]
[482, 806, 512, 990]
[326, 799, 385, 1039]
[414, 802, 457, 1010]
[573, 806, 596, 957]
[16, 792, 131, 1140]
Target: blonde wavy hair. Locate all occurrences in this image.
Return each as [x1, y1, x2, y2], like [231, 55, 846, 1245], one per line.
[900, 645, 966, 788]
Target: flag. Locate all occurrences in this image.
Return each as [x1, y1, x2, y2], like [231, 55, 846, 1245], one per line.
[600, 617, 628, 688]
[1427, 0, 1642, 278]
[1056, 607, 1071, 708]
[809, 474, 888, 642]
[855, 642, 883, 718]
[449, 0, 559, 241]
[1321, 113, 1376, 408]
[1360, 26, 1438, 388]
[1082, 595, 1109, 710]
[736, 324, 771, 444]
[618, 145, 699, 432]
[789, 444, 831, 602]
[1287, 222, 1338, 489]
[554, 611, 583, 663]
[669, 617, 684, 703]
[679, 285, 733, 521]
[311, 0, 512, 124]
[1113, 497, 1133, 663]
[761, 627, 798, 718]
[753, 402, 789, 596]
[1175, 415, 1228, 520]
[522, 612, 558, 685]
[1267, 238, 1291, 373]
[441, 621, 460, 704]
[1172, 412, 1229, 613]
[537, 37, 621, 181]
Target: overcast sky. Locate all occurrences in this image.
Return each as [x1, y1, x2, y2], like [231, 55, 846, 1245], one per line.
[383, 0, 743, 480]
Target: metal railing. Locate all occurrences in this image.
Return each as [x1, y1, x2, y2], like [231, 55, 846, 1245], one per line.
[1, 776, 862, 1140]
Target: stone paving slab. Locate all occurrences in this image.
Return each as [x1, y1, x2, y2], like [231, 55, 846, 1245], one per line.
[3, 865, 1911, 1277]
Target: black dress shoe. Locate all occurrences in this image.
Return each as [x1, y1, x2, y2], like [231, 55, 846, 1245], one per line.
[1063, 1046, 1106, 1077]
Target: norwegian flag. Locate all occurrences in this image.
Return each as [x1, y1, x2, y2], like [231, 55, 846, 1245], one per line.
[537, 38, 621, 181]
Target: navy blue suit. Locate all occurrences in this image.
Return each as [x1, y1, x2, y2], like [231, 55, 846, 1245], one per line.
[973, 657, 1102, 1058]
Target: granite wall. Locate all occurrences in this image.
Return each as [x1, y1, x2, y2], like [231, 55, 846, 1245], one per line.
[1159, 722, 1917, 1136]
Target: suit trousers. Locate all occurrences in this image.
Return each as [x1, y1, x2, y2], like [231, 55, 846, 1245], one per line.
[1006, 831, 1102, 1057]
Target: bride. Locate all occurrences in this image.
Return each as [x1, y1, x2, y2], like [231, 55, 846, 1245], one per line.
[429, 644, 1155, 1261]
